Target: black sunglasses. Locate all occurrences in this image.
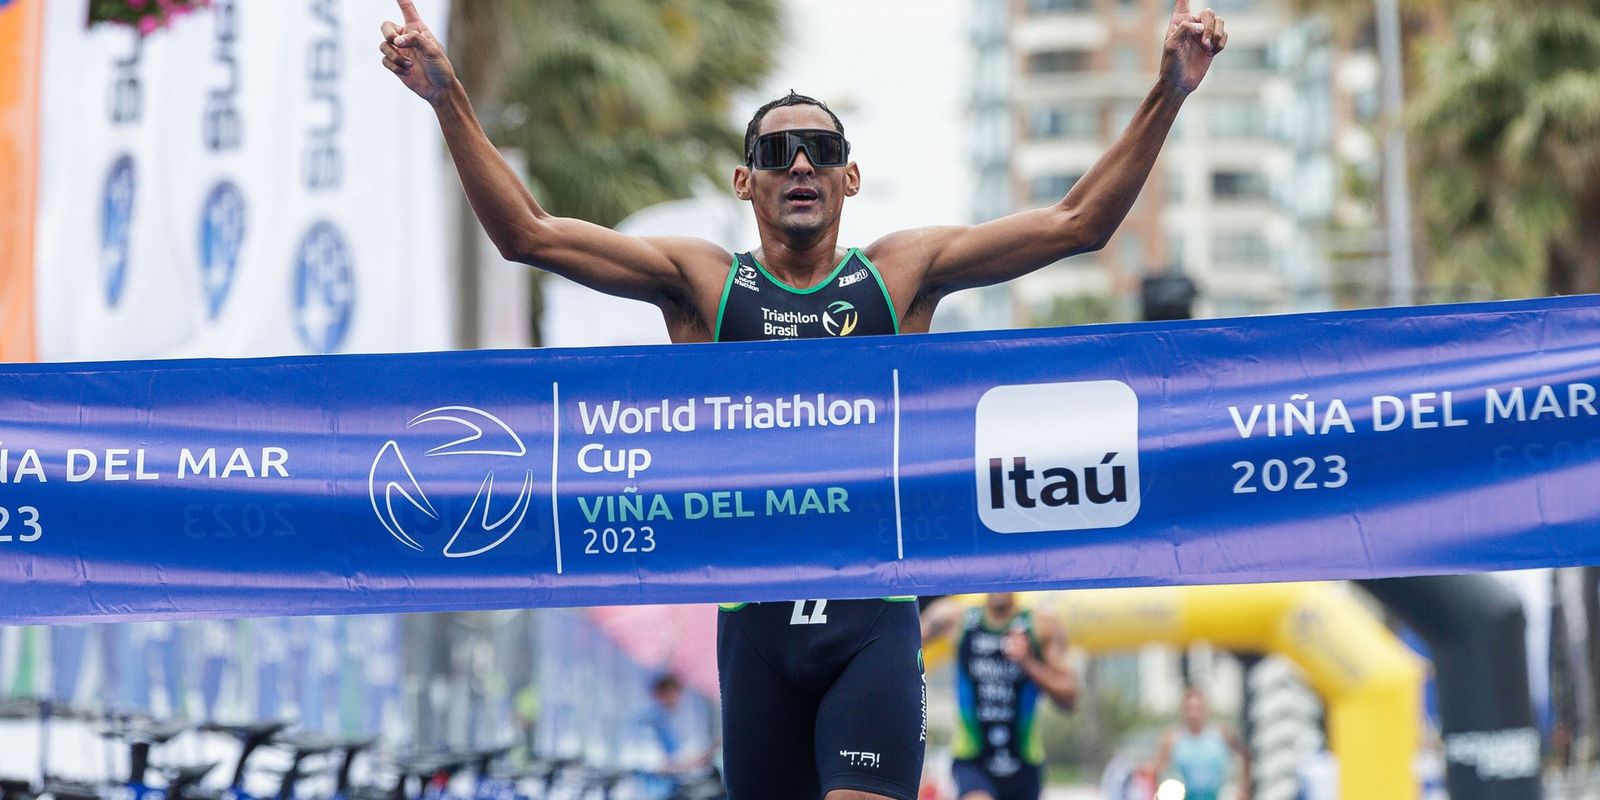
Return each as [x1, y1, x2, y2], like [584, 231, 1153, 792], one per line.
[746, 129, 851, 170]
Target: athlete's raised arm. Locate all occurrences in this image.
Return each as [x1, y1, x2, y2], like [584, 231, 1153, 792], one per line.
[919, 596, 965, 645]
[378, 0, 723, 306]
[871, 0, 1226, 301]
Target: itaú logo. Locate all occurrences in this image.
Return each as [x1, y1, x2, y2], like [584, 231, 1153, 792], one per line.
[823, 300, 858, 336]
[974, 381, 1141, 533]
[368, 406, 534, 558]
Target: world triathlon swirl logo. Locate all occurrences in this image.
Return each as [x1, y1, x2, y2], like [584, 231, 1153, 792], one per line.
[368, 406, 535, 559]
[823, 300, 858, 336]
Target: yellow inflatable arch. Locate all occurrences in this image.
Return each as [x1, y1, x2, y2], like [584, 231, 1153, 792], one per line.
[925, 583, 1425, 800]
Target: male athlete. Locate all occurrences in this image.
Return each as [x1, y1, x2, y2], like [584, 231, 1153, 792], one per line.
[379, 1, 1226, 797]
[921, 594, 1078, 800]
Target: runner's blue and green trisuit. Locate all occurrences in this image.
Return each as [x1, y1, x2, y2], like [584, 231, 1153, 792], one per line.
[950, 607, 1045, 800]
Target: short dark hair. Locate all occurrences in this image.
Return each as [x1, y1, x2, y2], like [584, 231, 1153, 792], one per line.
[743, 91, 846, 163]
[650, 672, 682, 694]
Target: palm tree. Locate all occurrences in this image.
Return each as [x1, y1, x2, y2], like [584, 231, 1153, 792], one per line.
[1408, 3, 1600, 297]
[1293, 0, 1600, 298]
[451, 0, 782, 229]
[443, 0, 780, 345]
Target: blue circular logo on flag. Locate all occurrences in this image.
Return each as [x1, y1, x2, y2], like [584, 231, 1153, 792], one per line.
[101, 155, 136, 308]
[199, 181, 247, 320]
[293, 221, 354, 353]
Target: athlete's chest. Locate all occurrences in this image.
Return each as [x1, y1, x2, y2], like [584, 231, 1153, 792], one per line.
[961, 630, 1024, 684]
[716, 250, 898, 342]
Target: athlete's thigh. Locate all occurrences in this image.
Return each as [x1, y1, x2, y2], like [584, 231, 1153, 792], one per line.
[814, 602, 925, 800]
[717, 609, 821, 800]
[993, 764, 1042, 800]
[951, 761, 999, 800]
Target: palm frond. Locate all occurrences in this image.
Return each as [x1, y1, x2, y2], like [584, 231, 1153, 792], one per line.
[1405, 2, 1600, 297]
[472, 0, 784, 227]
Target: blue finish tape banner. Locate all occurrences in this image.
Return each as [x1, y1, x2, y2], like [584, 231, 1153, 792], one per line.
[6, 295, 1600, 623]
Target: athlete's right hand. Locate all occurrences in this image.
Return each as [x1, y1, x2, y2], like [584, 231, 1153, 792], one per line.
[379, 0, 456, 105]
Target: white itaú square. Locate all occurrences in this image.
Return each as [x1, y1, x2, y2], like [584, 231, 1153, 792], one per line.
[975, 380, 1141, 533]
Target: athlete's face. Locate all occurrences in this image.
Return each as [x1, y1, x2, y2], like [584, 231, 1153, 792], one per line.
[985, 592, 1017, 618]
[733, 105, 860, 239]
[653, 684, 681, 710]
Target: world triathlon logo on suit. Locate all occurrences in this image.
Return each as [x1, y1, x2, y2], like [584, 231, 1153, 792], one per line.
[368, 406, 535, 558]
[973, 381, 1141, 533]
[735, 263, 761, 292]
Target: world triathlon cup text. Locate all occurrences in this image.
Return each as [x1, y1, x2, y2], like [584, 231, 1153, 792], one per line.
[567, 393, 880, 542]
[578, 394, 878, 434]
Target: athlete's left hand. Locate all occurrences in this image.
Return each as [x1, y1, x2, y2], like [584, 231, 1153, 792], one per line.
[1001, 631, 1031, 663]
[1161, 0, 1227, 94]
[380, 0, 456, 105]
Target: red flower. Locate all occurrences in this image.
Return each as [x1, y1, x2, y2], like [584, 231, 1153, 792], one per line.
[86, 0, 211, 36]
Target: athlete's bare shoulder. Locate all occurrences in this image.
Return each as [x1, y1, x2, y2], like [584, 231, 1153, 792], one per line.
[632, 236, 731, 295]
[863, 228, 939, 271]
[863, 227, 966, 293]
[641, 235, 734, 272]
[636, 235, 735, 343]
[863, 227, 966, 333]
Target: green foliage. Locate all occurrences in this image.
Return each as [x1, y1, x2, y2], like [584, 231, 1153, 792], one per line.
[1409, 3, 1600, 296]
[1035, 293, 1116, 328]
[467, 0, 783, 228]
[86, 0, 209, 34]
[1292, 1, 1600, 297]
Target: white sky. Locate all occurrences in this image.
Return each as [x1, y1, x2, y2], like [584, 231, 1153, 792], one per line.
[736, 0, 975, 240]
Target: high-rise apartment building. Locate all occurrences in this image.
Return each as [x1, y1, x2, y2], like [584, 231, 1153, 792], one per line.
[947, 0, 1380, 328]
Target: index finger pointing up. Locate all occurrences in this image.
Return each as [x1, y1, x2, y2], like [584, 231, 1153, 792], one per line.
[1174, 0, 1189, 16]
[397, 0, 422, 24]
